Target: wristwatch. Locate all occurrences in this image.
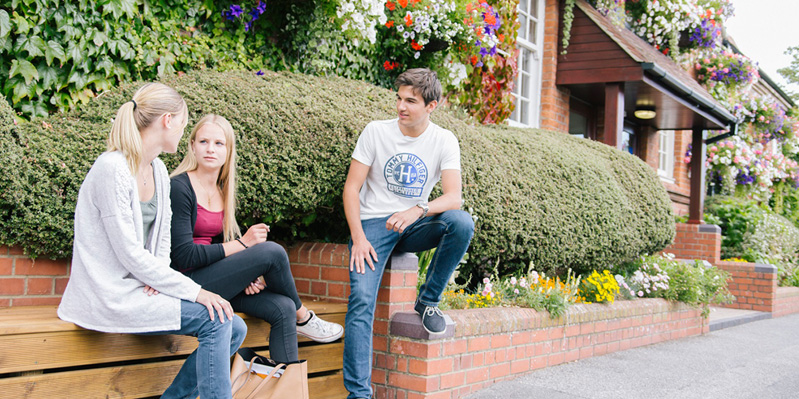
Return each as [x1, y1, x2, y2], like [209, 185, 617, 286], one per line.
[416, 202, 429, 218]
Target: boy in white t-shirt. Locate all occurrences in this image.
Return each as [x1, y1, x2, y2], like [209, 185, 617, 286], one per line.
[341, 68, 475, 399]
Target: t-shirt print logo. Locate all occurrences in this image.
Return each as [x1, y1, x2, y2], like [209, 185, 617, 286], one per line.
[383, 153, 428, 198]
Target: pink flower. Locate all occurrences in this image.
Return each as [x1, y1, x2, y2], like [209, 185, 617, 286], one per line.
[733, 156, 740, 164]
[483, 277, 490, 284]
[514, 289, 520, 294]
[510, 277, 517, 286]
[755, 149, 763, 155]
[684, 157, 691, 164]
[710, 145, 718, 152]
[727, 141, 735, 148]
[637, 291, 644, 297]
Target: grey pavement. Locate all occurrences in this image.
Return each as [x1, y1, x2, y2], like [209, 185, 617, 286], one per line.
[467, 312, 799, 399]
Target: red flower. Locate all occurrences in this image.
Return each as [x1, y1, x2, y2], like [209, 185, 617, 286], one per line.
[386, 1, 395, 10]
[398, 0, 408, 8]
[470, 55, 479, 65]
[411, 40, 423, 51]
[384, 61, 400, 71]
[484, 12, 497, 26]
[385, 20, 395, 28]
[404, 13, 413, 26]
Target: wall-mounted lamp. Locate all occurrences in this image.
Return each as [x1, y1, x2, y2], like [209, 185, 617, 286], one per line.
[634, 105, 656, 120]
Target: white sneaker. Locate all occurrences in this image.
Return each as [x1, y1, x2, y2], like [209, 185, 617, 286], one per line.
[296, 310, 343, 343]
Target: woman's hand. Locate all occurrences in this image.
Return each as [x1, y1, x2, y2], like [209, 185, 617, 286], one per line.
[240, 223, 270, 247]
[195, 288, 235, 322]
[143, 285, 159, 296]
[244, 277, 265, 295]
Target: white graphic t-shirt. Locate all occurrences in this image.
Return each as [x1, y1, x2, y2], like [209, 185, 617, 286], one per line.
[352, 118, 461, 220]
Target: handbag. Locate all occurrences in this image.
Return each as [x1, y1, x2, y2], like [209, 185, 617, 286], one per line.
[230, 347, 309, 399]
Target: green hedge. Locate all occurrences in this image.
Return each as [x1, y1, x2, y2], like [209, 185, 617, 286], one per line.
[0, 69, 675, 276]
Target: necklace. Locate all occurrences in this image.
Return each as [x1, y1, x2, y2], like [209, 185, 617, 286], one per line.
[196, 176, 218, 206]
[140, 165, 152, 186]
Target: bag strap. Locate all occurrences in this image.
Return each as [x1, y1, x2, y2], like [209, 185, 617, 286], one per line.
[243, 363, 288, 399]
[231, 355, 259, 397]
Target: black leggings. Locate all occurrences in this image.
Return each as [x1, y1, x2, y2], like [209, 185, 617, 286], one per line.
[186, 241, 302, 363]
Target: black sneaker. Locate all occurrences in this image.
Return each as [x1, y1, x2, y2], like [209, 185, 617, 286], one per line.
[414, 300, 447, 334]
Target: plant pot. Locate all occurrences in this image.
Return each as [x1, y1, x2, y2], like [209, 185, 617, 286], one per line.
[422, 38, 449, 52]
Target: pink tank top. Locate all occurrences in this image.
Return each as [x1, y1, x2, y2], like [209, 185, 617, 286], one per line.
[194, 204, 224, 245]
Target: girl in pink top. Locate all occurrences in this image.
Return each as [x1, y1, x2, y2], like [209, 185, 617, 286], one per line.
[169, 115, 342, 364]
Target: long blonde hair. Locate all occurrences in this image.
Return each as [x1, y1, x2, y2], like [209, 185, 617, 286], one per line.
[171, 114, 241, 241]
[107, 83, 187, 176]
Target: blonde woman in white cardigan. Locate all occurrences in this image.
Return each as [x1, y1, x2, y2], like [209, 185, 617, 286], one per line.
[58, 83, 247, 399]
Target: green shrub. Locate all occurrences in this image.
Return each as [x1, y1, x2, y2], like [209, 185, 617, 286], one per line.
[705, 195, 799, 266]
[704, 196, 764, 259]
[659, 259, 734, 315]
[0, 69, 675, 279]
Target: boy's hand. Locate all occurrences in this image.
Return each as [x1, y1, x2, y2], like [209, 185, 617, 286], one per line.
[350, 239, 378, 274]
[386, 206, 424, 233]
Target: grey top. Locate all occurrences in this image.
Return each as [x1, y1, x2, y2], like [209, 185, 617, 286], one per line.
[58, 151, 201, 333]
[140, 184, 158, 245]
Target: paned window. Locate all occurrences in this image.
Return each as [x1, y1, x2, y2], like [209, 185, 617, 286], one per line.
[658, 130, 675, 180]
[508, 0, 545, 128]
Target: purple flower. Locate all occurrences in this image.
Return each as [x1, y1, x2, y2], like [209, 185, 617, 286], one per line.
[224, 4, 244, 21]
[256, 70, 264, 76]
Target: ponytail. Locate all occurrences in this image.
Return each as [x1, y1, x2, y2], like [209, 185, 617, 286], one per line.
[107, 83, 187, 176]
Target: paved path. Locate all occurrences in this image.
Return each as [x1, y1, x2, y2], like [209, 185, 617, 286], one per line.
[466, 313, 799, 399]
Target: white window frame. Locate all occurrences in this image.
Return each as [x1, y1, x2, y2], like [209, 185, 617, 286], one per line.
[508, 0, 545, 128]
[658, 130, 675, 182]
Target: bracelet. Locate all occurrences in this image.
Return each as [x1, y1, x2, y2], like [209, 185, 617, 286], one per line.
[236, 238, 249, 249]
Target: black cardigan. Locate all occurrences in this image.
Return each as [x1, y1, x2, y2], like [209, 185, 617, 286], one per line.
[170, 172, 226, 272]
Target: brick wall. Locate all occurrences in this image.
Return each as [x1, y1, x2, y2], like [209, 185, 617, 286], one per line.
[774, 287, 799, 318]
[663, 223, 721, 264]
[287, 242, 351, 303]
[378, 300, 707, 399]
[0, 246, 69, 307]
[715, 261, 778, 312]
[539, 0, 570, 133]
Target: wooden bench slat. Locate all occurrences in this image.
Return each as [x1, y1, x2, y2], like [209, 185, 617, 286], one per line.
[0, 301, 348, 335]
[0, 310, 345, 374]
[0, 360, 346, 399]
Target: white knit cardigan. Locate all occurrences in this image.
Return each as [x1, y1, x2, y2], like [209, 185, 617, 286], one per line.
[58, 151, 201, 333]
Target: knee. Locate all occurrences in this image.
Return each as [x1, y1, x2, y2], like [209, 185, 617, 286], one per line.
[444, 210, 475, 239]
[269, 295, 298, 326]
[249, 241, 290, 270]
[347, 280, 376, 309]
[251, 241, 289, 261]
[231, 315, 247, 346]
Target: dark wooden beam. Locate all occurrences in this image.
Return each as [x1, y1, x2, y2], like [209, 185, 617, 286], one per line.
[603, 82, 624, 149]
[688, 127, 706, 224]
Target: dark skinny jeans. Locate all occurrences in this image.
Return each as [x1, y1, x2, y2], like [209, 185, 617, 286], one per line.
[185, 241, 302, 363]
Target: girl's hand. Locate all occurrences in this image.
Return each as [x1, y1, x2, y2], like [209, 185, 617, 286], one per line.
[143, 285, 159, 296]
[195, 289, 234, 322]
[241, 223, 270, 247]
[244, 277, 265, 295]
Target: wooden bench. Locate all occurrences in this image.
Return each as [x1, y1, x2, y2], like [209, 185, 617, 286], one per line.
[0, 300, 347, 398]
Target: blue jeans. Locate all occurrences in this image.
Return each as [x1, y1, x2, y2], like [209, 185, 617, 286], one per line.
[142, 300, 247, 399]
[343, 210, 474, 399]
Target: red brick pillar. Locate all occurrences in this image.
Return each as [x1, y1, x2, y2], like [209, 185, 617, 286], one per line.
[663, 223, 721, 264]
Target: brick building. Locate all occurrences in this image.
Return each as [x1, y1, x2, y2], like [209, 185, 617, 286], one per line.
[511, 0, 792, 222]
